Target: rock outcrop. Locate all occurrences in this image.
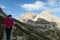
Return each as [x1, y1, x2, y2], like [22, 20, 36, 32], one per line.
[18, 12, 36, 23]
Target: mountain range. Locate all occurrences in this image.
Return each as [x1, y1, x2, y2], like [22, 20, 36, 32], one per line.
[19, 10, 60, 31]
[19, 10, 60, 23]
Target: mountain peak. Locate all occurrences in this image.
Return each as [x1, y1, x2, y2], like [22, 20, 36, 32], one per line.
[33, 10, 60, 22]
[19, 12, 36, 22]
[39, 10, 51, 16]
[33, 10, 52, 21]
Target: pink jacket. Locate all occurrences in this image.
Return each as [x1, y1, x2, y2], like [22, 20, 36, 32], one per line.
[4, 17, 14, 28]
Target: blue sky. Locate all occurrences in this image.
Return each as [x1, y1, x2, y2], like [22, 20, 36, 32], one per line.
[0, 0, 60, 19]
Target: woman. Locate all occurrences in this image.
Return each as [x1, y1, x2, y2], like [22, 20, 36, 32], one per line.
[4, 15, 14, 40]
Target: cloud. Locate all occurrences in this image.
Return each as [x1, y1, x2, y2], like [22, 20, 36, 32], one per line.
[47, 0, 60, 12]
[21, 0, 60, 12]
[47, 0, 60, 6]
[0, 4, 6, 8]
[50, 8, 60, 12]
[21, 1, 46, 11]
[47, 0, 56, 6]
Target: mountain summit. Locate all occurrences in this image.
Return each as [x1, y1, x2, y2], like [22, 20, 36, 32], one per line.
[18, 12, 36, 22]
[33, 10, 52, 21]
[33, 10, 60, 23]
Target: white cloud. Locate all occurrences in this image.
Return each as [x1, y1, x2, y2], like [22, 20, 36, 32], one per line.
[21, 1, 46, 11]
[0, 4, 6, 8]
[21, 0, 60, 12]
[47, 0, 60, 6]
[47, 0, 56, 6]
[47, 0, 60, 12]
[50, 8, 60, 12]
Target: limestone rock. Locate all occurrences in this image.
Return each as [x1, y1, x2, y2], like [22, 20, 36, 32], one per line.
[18, 12, 36, 23]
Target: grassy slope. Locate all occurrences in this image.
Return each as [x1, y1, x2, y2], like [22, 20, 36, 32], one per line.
[1, 15, 60, 40]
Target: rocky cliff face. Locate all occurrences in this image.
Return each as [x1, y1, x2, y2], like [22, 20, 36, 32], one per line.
[27, 19, 59, 40]
[18, 10, 60, 40]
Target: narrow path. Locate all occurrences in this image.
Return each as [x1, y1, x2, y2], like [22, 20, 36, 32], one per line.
[2, 30, 14, 40]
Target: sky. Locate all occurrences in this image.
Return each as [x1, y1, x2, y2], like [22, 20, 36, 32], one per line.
[0, 0, 60, 19]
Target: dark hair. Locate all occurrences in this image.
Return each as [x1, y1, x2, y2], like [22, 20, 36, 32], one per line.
[7, 15, 12, 17]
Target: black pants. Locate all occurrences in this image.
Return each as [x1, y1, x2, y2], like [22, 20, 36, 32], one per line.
[6, 27, 12, 40]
